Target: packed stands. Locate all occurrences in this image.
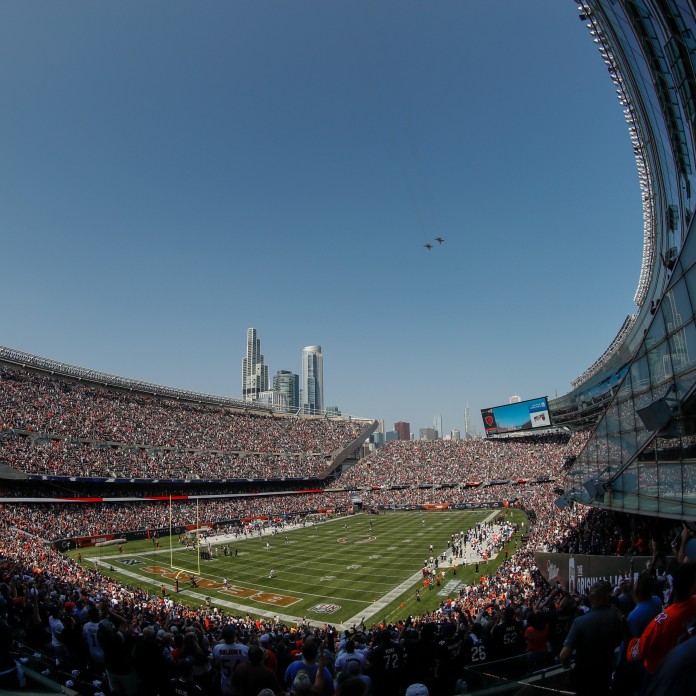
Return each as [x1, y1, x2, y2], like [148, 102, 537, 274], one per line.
[1, 365, 695, 695]
[0, 365, 369, 480]
[339, 431, 590, 489]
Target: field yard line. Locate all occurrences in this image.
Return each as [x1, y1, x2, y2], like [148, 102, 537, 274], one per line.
[99, 563, 330, 628]
[92, 510, 504, 630]
[340, 567, 425, 629]
[340, 509, 502, 629]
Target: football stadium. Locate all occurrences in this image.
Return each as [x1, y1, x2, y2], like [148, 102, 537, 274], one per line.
[3, 2, 696, 696]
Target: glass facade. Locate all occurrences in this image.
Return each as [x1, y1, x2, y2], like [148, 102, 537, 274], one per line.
[242, 328, 269, 402]
[564, 1, 696, 520]
[273, 370, 300, 410]
[301, 345, 324, 415]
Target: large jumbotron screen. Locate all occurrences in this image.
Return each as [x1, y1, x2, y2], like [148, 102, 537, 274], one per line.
[480, 397, 551, 435]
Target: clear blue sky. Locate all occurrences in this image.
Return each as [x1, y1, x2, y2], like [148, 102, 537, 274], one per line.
[0, 1, 642, 437]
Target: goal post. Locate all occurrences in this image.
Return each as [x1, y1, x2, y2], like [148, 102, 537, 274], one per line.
[168, 495, 202, 579]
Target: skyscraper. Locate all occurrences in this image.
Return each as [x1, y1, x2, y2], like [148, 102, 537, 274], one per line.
[464, 404, 475, 439]
[419, 427, 438, 441]
[241, 328, 269, 402]
[434, 415, 443, 440]
[395, 422, 411, 441]
[273, 370, 300, 411]
[300, 345, 323, 415]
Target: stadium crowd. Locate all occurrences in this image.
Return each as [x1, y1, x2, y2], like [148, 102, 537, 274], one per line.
[0, 366, 366, 461]
[339, 431, 589, 488]
[0, 435, 329, 480]
[0, 493, 350, 541]
[2, 477, 694, 696]
[1, 367, 696, 694]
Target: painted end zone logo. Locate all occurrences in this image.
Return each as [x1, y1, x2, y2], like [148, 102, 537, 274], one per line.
[141, 566, 299, 607]
[310, 603, 341, 614]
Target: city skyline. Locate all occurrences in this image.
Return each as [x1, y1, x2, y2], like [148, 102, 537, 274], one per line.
[0, 1, 641, 433]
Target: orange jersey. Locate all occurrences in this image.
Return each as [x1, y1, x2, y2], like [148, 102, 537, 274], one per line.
[627, 596, 696, 674]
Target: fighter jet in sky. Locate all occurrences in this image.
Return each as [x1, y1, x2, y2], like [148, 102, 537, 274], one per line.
[435, 236, 445, 244]
[424, 243, 433, 250]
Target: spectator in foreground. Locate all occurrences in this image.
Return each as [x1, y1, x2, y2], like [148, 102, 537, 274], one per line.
[627, 561, 696, 678]
[284, 640, 332, 696]
[559, 581, 624, 696]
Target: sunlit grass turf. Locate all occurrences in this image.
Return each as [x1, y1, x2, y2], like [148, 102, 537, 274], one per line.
[68, 509, 527, 626]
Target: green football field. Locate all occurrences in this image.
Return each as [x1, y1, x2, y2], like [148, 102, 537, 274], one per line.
[69, 509, 526, 627]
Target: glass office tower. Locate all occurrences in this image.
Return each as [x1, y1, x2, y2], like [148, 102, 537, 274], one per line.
[301, 345, 324, 415]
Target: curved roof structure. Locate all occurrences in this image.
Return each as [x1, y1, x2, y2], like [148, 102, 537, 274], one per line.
[562, 1, 696, 519]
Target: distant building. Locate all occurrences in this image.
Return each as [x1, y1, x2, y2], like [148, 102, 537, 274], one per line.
[451, 429, 461, 441]
[464, 405, 476, 439]
[256, 390, 287, 408]
[433, 415, 443, 440]
[242, 328, 268, 402]
[372, 431, 385, 447]
[394, 422, 411, 441]
[326, 405, 341, 417]
[273, 370, 299, 410]
[301, 345, 324, 415]
[419, 427, 438, 441]
[509, 394, 522, 404]
[385, 430, 398, 442]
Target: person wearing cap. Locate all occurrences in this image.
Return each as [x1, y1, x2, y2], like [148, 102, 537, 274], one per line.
[559, 581, 624, 696]
[404, 683, 429, 696]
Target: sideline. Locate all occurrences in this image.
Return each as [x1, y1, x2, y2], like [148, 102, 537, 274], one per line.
[95, 563, 330, 628]
[340, 509, 502, 628]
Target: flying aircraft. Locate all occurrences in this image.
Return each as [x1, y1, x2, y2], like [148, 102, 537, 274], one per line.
[435, 236, 445, 244]
[424, 243, 433, 250]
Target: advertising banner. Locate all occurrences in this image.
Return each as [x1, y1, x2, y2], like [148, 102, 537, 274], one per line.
[535, 552, 657, 593]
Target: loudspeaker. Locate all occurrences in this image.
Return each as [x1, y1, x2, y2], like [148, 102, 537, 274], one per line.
[583, 480, 607, 499]
[554, 496, 571, 510]
[637, 398, 675, 431]
[563, 456, 577, 470]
